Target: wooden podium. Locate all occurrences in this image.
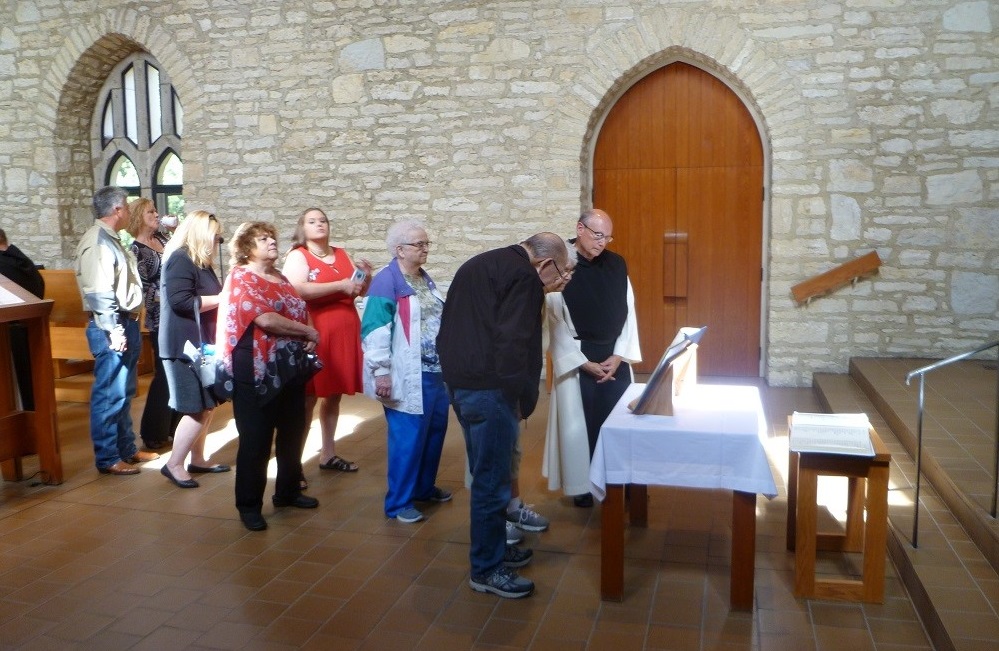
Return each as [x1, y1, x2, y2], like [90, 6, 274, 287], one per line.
[0, 275, 62, 484]
[786, 418, 891, 603]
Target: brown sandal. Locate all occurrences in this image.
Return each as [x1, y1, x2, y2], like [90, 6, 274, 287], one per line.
[319, 455, 359, 472]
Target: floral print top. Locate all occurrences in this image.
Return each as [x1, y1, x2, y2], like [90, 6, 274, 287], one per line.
[217, 264, 317, 403]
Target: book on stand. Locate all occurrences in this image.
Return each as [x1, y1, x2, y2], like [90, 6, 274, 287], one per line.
[789, 412, 875, 457]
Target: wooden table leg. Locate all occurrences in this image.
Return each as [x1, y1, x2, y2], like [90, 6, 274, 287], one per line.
[28, 321, 61, 484]
[862, 464, 889, 602]
[731, 490, 757, 610]
[629, 483, 648, 527]
[794, 464, 818, 597]
[786, 450, 799, 550]
[843, 477, 865, 551]
[601, 483, 625, 601]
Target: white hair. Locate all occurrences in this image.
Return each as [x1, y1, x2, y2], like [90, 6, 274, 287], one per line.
[385, 219, 428, 256]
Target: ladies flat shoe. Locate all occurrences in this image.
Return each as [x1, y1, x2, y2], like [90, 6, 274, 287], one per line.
[160, 465, 199, 488]
[188, 464, 232, 473]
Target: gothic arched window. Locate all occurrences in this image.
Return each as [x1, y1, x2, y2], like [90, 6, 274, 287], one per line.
[92, 52, 184, 216]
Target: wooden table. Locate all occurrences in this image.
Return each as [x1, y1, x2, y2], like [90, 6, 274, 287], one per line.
[590, 383, 777, 610]
[786, 424, 891, 602]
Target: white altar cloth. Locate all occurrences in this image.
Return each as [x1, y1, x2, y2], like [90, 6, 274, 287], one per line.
[589, 383, 778, 501]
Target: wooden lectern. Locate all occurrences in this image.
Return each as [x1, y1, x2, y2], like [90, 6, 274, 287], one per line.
[0, 275, 63, 484]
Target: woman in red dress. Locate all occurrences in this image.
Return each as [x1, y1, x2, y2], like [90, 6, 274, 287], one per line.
[283, 208, 372, 481]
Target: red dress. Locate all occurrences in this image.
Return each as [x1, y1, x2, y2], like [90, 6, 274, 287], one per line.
[302, 247, 363, 396]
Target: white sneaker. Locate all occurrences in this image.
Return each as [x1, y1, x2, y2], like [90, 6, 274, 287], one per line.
[506, 502, 549, 532]
[506, 521, 524, 545]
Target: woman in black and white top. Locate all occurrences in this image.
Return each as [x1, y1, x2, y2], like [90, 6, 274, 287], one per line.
[127, 198, 178, 450]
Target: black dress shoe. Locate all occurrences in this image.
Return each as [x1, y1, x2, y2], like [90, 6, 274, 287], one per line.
[573, 493, 594, 508]
[161, 465, 199, 489]
[272, 494, 319, 509]
[240, 511, 267, 531]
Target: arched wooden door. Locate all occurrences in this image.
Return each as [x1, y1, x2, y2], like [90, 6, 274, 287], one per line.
[593, 62, 764, 377]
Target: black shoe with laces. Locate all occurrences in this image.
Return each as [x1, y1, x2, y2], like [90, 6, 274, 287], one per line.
[469, 566, 534, 598]
[503, 545, 533, 568]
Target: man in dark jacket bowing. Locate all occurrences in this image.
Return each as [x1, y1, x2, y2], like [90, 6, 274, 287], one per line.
[437, 232, 571, 599]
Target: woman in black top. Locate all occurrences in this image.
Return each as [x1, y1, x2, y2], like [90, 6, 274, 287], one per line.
[158, 211, 230, 488]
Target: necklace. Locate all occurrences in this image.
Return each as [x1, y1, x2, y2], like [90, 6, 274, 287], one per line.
[307, 243, 331, 258]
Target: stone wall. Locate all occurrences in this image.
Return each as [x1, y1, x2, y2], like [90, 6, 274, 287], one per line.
[0, 0, 996, 386]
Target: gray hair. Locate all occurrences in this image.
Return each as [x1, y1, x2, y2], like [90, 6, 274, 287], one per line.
[385, 219, 427, 256]
[93, 186, 128, 220]
[579, 209, 599, 226]
[522, 232, 569, 266]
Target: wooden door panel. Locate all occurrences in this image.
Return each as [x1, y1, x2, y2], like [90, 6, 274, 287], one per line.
[594, 168, 677, 373]
[679, 167, 762, 375]
[593, 61, 763, 377]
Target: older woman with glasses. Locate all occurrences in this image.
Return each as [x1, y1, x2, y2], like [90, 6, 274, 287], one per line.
[283, 207, 372, 482]
[360, 221, 448, 523]
[218, 222, 321, 531]
[158, 211, 230, 488]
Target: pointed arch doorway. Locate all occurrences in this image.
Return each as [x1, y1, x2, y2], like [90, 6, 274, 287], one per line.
[593, 62, 764, 377]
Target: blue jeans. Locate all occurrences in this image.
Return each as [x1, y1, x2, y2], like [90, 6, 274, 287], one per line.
[384, 372, 449, 517]
[86, 319, 141, 470]
[450, 387, 518, 578]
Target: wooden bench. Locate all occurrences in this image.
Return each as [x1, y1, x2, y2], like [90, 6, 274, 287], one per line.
[39, 269, 152, 402]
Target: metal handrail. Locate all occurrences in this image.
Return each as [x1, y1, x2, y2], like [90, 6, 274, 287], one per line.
[904, 340, 999, 548]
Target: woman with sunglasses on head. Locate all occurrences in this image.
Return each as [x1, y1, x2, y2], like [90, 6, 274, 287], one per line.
[127, 197, 179, 450]
[158, 211, 230, 488]
[283, 208, 372, 483]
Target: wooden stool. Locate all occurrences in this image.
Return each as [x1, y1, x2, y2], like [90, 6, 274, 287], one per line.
[786, 425, 891, 603]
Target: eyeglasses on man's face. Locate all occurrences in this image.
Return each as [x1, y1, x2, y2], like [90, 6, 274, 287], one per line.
[401, 241, 432, 250]
[550, 258, 572, 280]
[581, 222, 613, 243]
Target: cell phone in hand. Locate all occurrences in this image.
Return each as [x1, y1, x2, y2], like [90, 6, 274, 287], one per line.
[351, 267, 367, 283]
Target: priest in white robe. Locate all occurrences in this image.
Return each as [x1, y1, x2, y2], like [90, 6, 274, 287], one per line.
[542, 209, 641, 506]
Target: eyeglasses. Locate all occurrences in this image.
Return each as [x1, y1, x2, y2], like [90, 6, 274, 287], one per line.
[401, 241, 432, 250]
[581, 222, 613, 243]
[551, 258, 572, 280]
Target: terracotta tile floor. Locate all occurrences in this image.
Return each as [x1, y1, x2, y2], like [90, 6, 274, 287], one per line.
[0, 374, 942, 650]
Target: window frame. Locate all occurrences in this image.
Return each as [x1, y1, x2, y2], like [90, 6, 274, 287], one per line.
[91, 52, 183, 210]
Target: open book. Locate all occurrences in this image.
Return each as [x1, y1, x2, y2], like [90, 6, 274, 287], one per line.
[789, 412, 875, 457]
[628, 326, 706, 414]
